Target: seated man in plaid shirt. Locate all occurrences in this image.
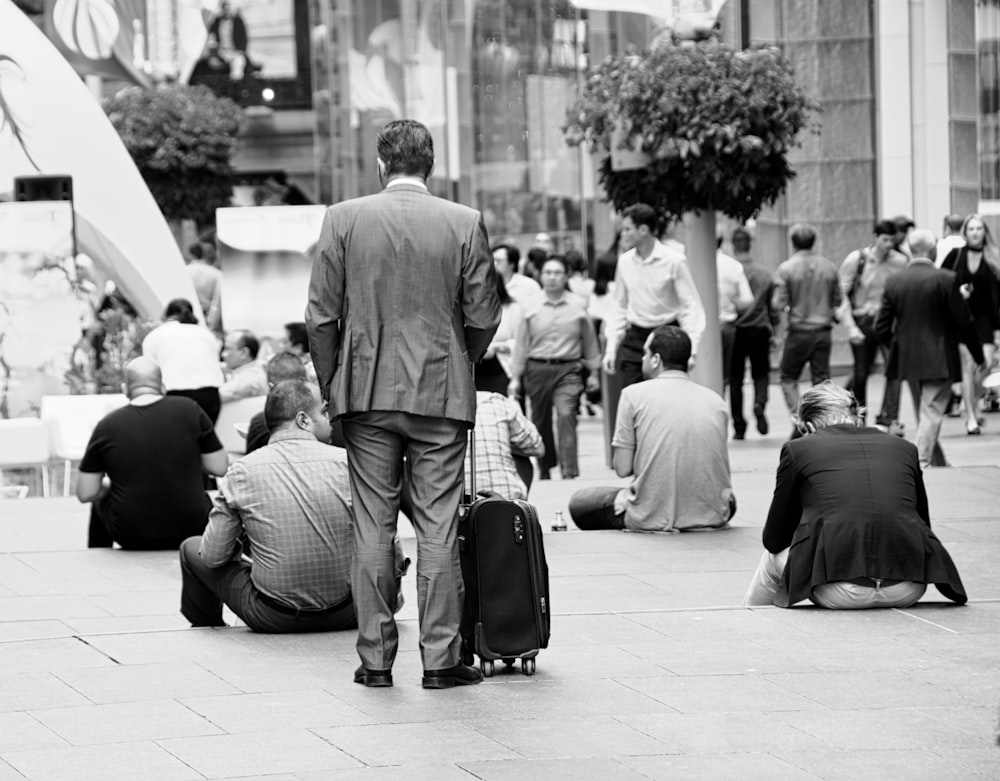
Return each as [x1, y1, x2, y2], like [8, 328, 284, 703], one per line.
[179, 380, 406, 632]
[465, 390, 544, 500]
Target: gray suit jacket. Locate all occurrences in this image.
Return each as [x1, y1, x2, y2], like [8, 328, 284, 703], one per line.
[306, 182, 500, 424]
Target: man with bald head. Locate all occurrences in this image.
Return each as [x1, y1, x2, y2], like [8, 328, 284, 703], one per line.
[78, 357, 228, 549]
[876, 229, 984, 467]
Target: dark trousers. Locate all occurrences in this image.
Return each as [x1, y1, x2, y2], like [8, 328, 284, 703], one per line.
[779, 328, 832, 412]
[721, 323, 736, 385]
[616, 324, 653, 390]
[730, 326, 771, 432]
[524, 360, 584, 477]
[341, 411, 467, 672]
[167, 387, 221, 424]
[87, 501, 192, 550]
[568, 487, 626, 530]
[178, 537, 357, 633]
[850, 316, 900, 425]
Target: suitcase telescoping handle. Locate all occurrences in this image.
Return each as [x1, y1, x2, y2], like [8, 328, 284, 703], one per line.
[468, 363, 476, 500]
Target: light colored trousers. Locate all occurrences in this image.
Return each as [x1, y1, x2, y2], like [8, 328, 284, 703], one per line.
[743, 548, 926, 609]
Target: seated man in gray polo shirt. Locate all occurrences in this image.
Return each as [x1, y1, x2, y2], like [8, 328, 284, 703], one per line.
[569, 325, 736, 532]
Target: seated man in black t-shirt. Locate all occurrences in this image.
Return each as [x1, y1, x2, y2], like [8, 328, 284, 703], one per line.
[77, 357, 229, 549]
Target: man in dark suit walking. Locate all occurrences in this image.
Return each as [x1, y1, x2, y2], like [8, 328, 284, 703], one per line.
[875, 228, 983, 468]
[306, 119, 500, 689]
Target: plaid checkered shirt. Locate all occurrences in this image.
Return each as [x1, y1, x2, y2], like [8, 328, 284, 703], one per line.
[199, 428, 354, 610]
[464, 391, 544, 500]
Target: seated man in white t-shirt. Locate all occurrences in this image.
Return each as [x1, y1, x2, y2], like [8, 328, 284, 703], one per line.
[569, 325, 736, 531]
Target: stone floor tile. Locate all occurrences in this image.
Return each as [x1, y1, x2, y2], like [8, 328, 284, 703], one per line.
[83, 590, 179, 617]
[54, 662, 240, 704]
[30, 700, 223, 746]
[2, 741, 202, 781]
[617, 710, 831, 754]
[548, 613, 677, 646]
[537, 641, 666, 678]
[626, 571, 758, 608]
[0, 637, 116, 674]
[627, 609, 808, 644]
[61, 615, 191, 635]
[934, 747, 1000, 778]
[622, 673, 822, 713]
[547, 552, 662, 577]
[910, 666, 1000, 704]
[917, 706, 999, 745]
[626, 547, 757, 573]
[620, 751, 822, 780]
[457, 756, 652, 780]
[764, 671, 977, 710]
[646, 638, 818, 676]
[203, 657, 351, 695]
[472, 715, 670, 758]
[296, 762, 477, 781]
[772, 707, 985, 751]
[0, 595, 109, 621]
[0, 759, 28, 780]
[181, 690, 373, 732]
[0, 620, 73, 642]
[551, 574, 680, 613]
[0, 672, 92, 713]
[777, 748, 994, 780]
[896, 601, 1000, 634]
[476, 679, 676, 720]
[159, 729, 360, 777]
[0, 713, 67, 753]
[313, 721, 518, 765]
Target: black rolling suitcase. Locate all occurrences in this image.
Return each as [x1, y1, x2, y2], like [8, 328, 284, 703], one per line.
[458, 429, 550, 677]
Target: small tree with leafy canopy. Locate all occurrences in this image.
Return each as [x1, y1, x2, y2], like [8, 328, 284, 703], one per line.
[564, 41, 818, 222]
[104, 84, 244, 227]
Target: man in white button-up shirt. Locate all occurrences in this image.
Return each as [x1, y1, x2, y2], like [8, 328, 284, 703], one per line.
[602, 203, 706, 391]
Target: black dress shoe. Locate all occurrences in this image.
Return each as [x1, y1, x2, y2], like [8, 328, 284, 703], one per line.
[754, 404, 769, 435]
[422, 663, 483, 689]
[354, 664, 393, 687]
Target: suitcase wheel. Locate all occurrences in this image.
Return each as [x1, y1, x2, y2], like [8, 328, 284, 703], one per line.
[480, 659, 495, 677]
[522, 657, 536, 676]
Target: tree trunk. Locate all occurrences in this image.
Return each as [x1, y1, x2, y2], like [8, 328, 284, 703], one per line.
[685, 210, 723, 395]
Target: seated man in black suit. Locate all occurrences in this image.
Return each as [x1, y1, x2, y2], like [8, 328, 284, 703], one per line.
[743, 381, 966, 609]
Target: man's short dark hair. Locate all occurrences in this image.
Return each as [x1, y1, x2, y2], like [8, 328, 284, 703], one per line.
[542, 254, 570, 274]
[874, 219, 897, 237]
[648, 325, 691, 368]
[164, 298, 198, 324]
[267, 351, 307, 385]
[233, 330, 260, 360]
[264, 380, 315, 431]
[892, 214, 915, 232]
[944, 214, 964, 232]
[283, 322, 309, 354]
[789, 223, 817, 251]
[731, 227, 752, 253]
[622, 203, 658, 233]
[526, 247, 549, 270]
[376, 119, 434, 179]
[492, 241, 521, 268]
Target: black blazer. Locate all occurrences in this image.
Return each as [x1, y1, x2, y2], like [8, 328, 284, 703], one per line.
[875, 259, 982, 382]
[763, 425, 966, 607]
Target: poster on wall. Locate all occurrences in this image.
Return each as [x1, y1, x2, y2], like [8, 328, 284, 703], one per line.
[0, 201, 87, 417]
[216, 205, 326, 341]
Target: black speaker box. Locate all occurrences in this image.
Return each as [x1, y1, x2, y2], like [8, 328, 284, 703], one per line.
[14, 175, 73, 203]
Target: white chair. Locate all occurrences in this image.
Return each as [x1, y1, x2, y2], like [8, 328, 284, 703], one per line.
[215, 395, 266, 457]
[40, 394, 128, 495]
[0, 418, 51, 497]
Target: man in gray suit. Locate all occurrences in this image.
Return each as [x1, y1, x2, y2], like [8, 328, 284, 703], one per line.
[875, 229, 983, 468]
[307, 119, 500, 689]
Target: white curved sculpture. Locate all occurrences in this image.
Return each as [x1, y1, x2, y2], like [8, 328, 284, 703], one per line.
[0, 2, 199, 321]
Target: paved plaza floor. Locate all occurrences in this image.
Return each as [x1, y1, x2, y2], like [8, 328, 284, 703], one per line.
[1, 379, 998, 779]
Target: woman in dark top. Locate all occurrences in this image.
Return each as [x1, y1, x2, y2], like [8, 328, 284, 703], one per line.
[941, 214, 1000, 435]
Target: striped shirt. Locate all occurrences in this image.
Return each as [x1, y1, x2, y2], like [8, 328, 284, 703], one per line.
[199, 428, 354, 610]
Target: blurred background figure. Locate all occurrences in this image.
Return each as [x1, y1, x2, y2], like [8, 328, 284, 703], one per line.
[142, 298, 225, 423]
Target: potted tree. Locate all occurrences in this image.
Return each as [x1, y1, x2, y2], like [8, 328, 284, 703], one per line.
[565, 40, 818, 391]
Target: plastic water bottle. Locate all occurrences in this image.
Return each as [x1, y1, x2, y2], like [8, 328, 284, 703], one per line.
[551, 511, 567, 532]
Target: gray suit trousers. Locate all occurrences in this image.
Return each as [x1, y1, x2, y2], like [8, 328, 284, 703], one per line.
[342, 411, 468, 671]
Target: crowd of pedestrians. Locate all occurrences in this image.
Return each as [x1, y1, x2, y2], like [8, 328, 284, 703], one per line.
[73, 121, 987, 691]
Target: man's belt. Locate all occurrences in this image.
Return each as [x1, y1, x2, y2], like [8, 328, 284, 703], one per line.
[528, 357, 580, 364]
[257, 590, 352, 616]
[626, 321, 678, 338]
